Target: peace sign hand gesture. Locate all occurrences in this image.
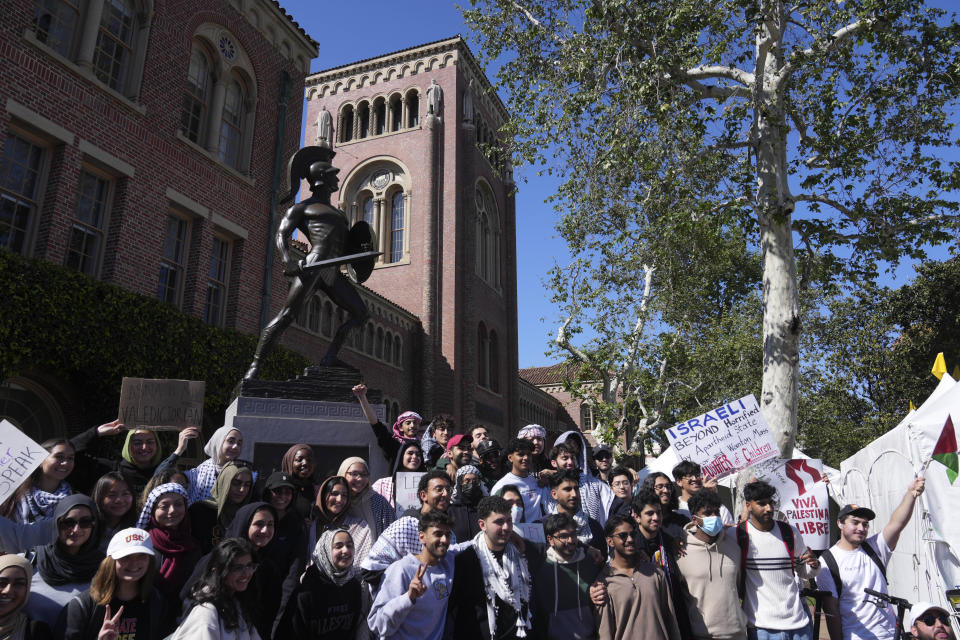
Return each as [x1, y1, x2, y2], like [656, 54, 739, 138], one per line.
[98, 604, 125, 640]
[408, 564, 427, 603]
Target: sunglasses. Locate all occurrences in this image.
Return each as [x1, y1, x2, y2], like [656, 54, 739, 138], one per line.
[59, 517, 95, 530]
[919, 612, 951, 627]
[613, 531, 637, 542]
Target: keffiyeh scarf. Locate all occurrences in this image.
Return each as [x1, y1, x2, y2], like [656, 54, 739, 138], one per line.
[313, 528, 357, 586]
[20, 482, 71, 522]
[472, 532, 534, 638]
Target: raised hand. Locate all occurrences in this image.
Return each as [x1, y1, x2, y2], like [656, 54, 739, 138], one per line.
[910, 476, 925, 498]
[175, 426, 200, 455]
[97, 419, 125, 437]
[98, 604, 125, 640]
[352, 383, 367, 397]
[408, 563, 427, 603]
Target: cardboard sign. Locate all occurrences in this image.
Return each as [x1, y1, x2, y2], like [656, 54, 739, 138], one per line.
[118, 378, 205, 430]
[665, 394, 779, 478]
[394, 471, 426, 517]
[0, 420, 47, 504]
[756, 458, 830, 550]
[515, 522, 546, 544]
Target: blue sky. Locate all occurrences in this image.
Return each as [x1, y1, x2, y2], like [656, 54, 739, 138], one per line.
[280, 1, 957, 369]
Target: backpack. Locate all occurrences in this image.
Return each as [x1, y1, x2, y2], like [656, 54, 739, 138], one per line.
[819, 541, 887, 598]
[736, 520, 795, 600]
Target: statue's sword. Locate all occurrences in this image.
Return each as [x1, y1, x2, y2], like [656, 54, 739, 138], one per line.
[297, 250, 382, 273]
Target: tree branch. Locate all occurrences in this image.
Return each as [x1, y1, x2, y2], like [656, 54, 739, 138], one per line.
[793, 193, 853, 216]
[776, 19, 875, 89]
[683, 65, 754, 86]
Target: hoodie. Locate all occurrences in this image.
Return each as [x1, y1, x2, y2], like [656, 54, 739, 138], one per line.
[675, 522, 747, 640]
[532, 547, 603, 640]
[420, 423, 446, 468]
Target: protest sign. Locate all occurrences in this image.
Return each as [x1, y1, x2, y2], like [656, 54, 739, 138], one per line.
[515, 522, 545, 544]
[118, 378, 205, 430]
[755, 458, 830, 550]
[394, 471, 426, 517]
[665, 394, 779, 479]
[0, 420, 47, 505]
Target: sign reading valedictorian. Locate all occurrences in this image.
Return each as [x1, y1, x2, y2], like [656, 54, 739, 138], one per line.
[118, 378, 205, 430]
[755, 458, 830, 550]
[665, 394, 779, 479]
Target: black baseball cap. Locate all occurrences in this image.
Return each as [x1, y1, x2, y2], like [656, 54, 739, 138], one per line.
[264, 471, 296, 491]
[593, 445, 613, 459]
[838, 504, 876, 521]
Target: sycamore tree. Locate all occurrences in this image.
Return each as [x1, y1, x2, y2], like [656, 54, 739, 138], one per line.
[464, 0, 960, 455]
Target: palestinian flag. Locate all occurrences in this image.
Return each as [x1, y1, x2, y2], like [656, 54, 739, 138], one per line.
[932, 416, 959, 484]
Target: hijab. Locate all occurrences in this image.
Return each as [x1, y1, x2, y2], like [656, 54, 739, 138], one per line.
[281, 443, 315, 487]
[137, 483, 197, 599]
[120, 430, 162, 468]
[203, 426, 238, 466]
[451, 464, 485, 505]
[313, 528, 356, 587]
[34, 494, 104, 586]
[224, 502, 278, 550]
[314, 476, 351, 528]
[208, 462, 253, 524]
[0, 555, 32, 640]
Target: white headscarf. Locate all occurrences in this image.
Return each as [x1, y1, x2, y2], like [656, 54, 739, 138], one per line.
[204, 426, 240, 465]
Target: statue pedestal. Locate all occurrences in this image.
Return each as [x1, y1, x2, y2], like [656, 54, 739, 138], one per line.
[226, 366, 389, 479]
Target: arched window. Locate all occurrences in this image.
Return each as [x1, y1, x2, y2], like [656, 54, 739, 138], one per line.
[93, 0, 135, 91]
[375, 327, 384, 360]
[358, 101, 370, 139]
[365, 323, 374, 354]
[34, 0, 80, 57]
[580, 404, 593, 432]
[307, 297, 320, 333]
[489, 330, 500, 393]
[475, 182, 500, 288]
[389, 94, 402, 131]
[393, 335, 401, 366]
[340, 105, 354, 142]
[322, 301, 333, 337]
[373, 98, 386, 135]
[405, 90, 419, 128]
[389, 191, 404, 263]
[218, 77, 245, 169]
[477, 323, 488, 388]
[384, 331, 393, 363]
[361, 195, 374, 226]
[181, 43, 211, 144]
[392, 401, 400, 421]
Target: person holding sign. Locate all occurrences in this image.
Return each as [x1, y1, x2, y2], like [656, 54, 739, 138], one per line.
[672, 461, 734, 525]
[816, 478, 926, 640]
[367, 510, 457, 640]
[0, 439, 76, 525]
[738, 480, 820, 640]
[372, 441, 425, 510]
[0, 554, 54, 640]
[56, 527, 167, 640]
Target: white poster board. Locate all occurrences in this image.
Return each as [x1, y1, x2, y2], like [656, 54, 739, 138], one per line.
[756, 458, 830, 550]
[394, 472, 426, 517]
[665, 394, 780, 478]
[0, 420, 47, 504]
[515, 522, 546, 544]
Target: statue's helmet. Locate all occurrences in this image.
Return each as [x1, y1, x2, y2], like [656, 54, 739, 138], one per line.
[280, 146, 339, 203]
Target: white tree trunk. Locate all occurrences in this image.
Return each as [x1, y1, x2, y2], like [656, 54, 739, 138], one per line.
[756, 6, 799, 457]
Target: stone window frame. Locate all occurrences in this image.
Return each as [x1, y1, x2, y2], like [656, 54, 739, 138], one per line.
[157, 210, 192, 309]
[64, 164, 114, 278]
[477, 321, 501, 393]
[176, 23, 258, 176]
[29, 0, 154, 103]
[180, 40, 215, 146]
[341, 158, 412, 268]
[474, 178, 501, 291]
[0, 127, 52, 257]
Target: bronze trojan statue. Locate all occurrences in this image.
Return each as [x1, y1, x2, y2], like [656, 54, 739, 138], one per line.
[245, 146, 378, 379]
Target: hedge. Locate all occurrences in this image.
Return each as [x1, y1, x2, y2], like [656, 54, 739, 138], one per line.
[0, 248, 310, 439]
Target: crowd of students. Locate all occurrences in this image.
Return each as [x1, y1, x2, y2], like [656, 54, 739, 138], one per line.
[0, 383, 943, 640]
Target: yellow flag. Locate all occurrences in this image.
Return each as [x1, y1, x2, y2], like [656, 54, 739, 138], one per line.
[932, 353, 947, 380]
[909, 401, 916, 411]
[954, 364, 960, 380]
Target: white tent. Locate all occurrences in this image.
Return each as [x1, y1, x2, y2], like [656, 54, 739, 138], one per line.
[838, 373, 960, 614]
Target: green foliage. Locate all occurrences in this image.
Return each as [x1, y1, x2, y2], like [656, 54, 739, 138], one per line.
[0, 249, 310, 435]
[799, 256, 960, 467]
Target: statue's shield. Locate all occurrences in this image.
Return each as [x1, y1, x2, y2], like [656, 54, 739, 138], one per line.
[344, 221, 378, 283]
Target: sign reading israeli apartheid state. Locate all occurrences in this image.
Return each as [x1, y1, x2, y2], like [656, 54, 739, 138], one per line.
[755, 458, 830, 550]
[118, 378, 205, 431]
[394, 471, 426, 517]
[0, 420, 47, 504]
[665, 394, 779, 479]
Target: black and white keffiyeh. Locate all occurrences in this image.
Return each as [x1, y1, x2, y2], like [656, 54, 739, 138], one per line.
[472, 532, 533, 638]
[360, 515, 422, 572]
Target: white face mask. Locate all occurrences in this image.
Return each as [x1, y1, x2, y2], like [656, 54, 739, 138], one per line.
[510, 504, 523, 525]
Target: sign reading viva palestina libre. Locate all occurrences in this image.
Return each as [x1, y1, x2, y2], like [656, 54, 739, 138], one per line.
[665, 394, 779, 478]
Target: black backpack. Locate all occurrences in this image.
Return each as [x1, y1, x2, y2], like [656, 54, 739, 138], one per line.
[820, 541, 887, 598]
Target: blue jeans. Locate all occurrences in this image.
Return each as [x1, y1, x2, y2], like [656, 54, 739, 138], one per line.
[748, 624, 814, 640]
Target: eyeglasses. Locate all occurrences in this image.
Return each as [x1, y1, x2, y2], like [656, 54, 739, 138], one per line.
[229, 562, 259, 574]
[919, 612, 951, 627]
[59, 517, 95, 530]
[682, 473, 702, 479]
[549, 531, 576, 541]
[653, 483, 672, 491]
[613, 531, 637, 542]
[611, 481, 631, 489]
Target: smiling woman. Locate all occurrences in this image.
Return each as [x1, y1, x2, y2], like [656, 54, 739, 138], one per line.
[0, 439, 75, 524]
[0, 554, 53, 640]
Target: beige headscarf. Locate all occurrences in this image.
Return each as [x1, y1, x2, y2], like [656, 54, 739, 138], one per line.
[0, 555, 32, 640]
[337, 458, 375, 531]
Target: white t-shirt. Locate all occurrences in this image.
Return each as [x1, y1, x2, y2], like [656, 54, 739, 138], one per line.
[742, 521, 819, 630]
[491, 472, 544, 523]
[677, 499, 734, 525]
[816, 533, 895, 640]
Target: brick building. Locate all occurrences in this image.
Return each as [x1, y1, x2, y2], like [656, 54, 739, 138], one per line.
[520, 363, 594, 440]
[0, 0, 317, 438]
[302, 36, 521, 443]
